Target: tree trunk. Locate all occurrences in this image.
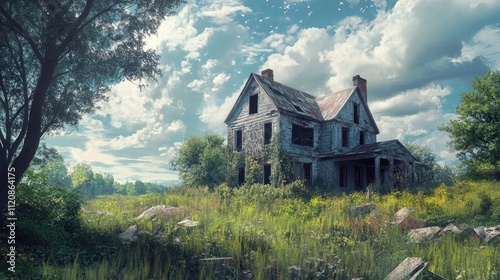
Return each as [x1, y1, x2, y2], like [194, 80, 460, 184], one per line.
[0, 57, 58, 226]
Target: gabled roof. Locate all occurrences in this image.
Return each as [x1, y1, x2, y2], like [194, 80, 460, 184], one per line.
[225, 71, 379, 132]
[253, 74, 323, 121]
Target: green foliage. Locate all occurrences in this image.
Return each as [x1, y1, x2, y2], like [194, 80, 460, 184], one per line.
[12, 180, 500, 279]
[244, 156, 263, 186]
[170, 134, 227, 188]
[71, 163, 95, 197]
[0, 0, 186, 212]
[440, 70, 500, 180]
[17, 183, 83, 246]
[269, 134, 293, 187]
[404, 141, 454, 188]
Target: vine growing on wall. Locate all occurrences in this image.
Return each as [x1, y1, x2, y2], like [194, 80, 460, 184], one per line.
[268, 133, 293, 187]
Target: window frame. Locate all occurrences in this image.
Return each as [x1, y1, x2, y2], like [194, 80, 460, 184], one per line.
[235, 129, 242, 151]
[339, 166, 347, 188]
[292, 124, 314, 147]
[353, 103, 360, 124]
[249, 94, 258, 114]
[264, 122, 272, 145]
[342, 127, 349, 147]
[263, 164, 271, 184]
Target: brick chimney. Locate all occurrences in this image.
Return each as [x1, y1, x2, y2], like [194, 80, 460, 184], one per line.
[352, 75, 367, 102]
[261, 69, 274, 81]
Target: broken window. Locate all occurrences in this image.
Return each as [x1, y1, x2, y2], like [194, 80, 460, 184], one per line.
[249, 94, 258, 114]
[292, 124, 314, 147]
[342, 127, 349, 147]
[264, 122, 272, 145]
[238, 167, 245, 185]
[354, 103, 359, 124]
[235, 130, 242, 151]
[263, 164, 271, 184]
[359, 131, 365, 145]
[293, 162, 312, 185]
[339, 166, 347, 187]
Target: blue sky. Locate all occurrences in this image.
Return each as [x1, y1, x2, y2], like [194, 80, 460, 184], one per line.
[46, 0, 500, 185]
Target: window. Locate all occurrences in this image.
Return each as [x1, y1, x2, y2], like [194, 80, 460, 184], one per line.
[292, 124, 314, 147]
[359, 131, 365, 145]
[339, 166, 347, 187]
[238, 167, 245, 185]
[303, 163, 312, 185]
[263, 164, 271, 184]
[249, 94, 258, 114]
[354, 166, 362, 191]
[293, 162, 312, 185]
[354, 103, 359, 124]
[342, 127, 349, 147]
[235, 130, 242, 151]
[294, 105, 304, 113]
[264, 123, 272, 145]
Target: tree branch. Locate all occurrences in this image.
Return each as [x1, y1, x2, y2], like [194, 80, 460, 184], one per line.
[0, 4, 43, 61]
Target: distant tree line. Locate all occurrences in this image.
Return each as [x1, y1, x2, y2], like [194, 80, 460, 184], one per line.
[24, 145, 170, 197]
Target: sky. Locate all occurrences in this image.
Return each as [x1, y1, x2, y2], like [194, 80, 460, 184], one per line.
[46, 0, 500, 185]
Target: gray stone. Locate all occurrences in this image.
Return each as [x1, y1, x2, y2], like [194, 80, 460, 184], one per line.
[474, 226, 500, 243]
[118, 224, 138, 241]
[408, 226, 441, 243]
[393, 207, 415, 226]
[442, 223, 462, 234]
[385, 257, 425, 280]
[135, 205, 183, 220]
[178, 219, 199, 227]
[350, 203, 376, 217]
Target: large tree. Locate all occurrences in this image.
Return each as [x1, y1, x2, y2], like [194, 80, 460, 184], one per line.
[440, 70, 500, 181]
[170, 134, 227, 188]
[0, 0, 185, 213]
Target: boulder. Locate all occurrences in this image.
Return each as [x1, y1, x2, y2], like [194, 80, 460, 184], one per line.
[474, 226, 500, 243]
[442, 223, 462, 234]
[408, 226, 441, 243]
[178, 219, 199, 227]
[393, 207, 415, 227]
[384, 257, 426, 280]
[118, 224, 138, 241]
[135, 205, 183, 220]
[350, 203, 376, 217]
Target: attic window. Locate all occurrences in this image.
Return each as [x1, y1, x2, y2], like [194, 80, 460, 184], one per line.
[292, 124, 314, 147]
[294, 105, 304, 113]
[249, 94, 258, 114]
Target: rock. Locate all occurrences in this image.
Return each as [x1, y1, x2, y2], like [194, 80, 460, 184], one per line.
[408, 226, 441, 243]
[178, 219, 199, 227]
[350, 203, 376, 217]
[384, 257, 426, 280]
[442, 223, 462, 234]
[118, 224, 138, 241]
[135, 205, 183, 220]
[393, 207, 415, 226]
[474, 226, 500, 243]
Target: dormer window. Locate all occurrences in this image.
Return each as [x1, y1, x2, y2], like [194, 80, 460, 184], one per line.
[294, 105, 304, 113]
[249, 94, 258, 114]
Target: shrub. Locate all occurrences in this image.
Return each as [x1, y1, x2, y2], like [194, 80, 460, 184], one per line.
[16, 183, 83, 246]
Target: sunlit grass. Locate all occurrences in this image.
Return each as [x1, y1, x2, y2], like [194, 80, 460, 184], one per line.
[28, 181, 500, 279]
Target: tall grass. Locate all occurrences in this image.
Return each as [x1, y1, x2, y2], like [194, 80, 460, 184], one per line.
[17, 181, 500, 279]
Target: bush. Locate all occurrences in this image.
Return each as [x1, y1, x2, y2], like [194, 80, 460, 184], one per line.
[16, 183, 83, 246]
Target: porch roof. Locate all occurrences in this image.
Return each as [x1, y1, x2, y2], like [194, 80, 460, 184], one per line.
[321, 140, 419, 162]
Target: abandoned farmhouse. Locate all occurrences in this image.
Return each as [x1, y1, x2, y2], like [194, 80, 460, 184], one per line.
[224, 69, 419, 192]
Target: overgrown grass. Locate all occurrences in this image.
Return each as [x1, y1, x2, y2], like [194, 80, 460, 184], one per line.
[4, 180, 500, 279]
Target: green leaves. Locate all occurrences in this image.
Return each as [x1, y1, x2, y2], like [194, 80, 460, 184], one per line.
[440, 70, 500, 180]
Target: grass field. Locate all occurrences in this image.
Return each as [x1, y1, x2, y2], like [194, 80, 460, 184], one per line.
[8, 181, 500, 279]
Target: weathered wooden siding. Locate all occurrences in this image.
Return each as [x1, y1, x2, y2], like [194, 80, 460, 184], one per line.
[318, 92, 377, 156]
[227, 80, 279, 161]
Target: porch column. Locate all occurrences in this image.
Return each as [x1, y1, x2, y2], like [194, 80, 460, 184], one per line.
[374, 156, 381, 188]
[388, 157, 394, 191]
